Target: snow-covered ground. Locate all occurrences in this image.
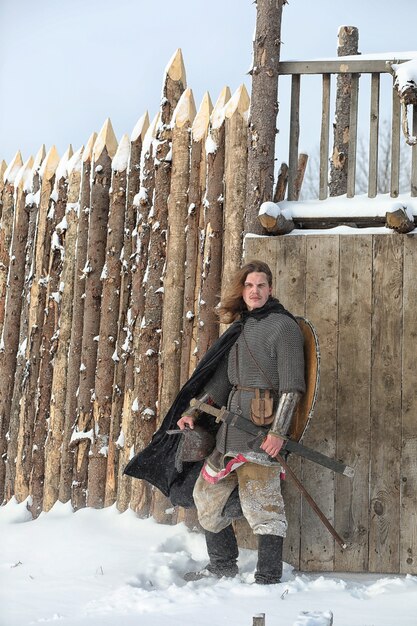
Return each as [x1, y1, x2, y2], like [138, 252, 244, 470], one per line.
[1, 498, 417, 626]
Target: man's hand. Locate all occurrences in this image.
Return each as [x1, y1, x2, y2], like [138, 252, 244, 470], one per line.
[177, 415, 195, 430]
[261, 432, 285, 457]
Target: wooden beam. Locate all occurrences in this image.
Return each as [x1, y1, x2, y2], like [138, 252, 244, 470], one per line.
[278, 58, 412, 75]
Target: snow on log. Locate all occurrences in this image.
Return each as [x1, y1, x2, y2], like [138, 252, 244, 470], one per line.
[43, 147, 83, 512]
[59, 133, 96, 503]
[87, 134, 128, 509]
[222, 84, 250, 296]
[0, 156, 33, 501]
[30, 146, 73, 517]
[258, 201, 295, 234]
[385, 203, 415, 233]
[13, 145, 60, 504]
[159, 88, 196, 421]
[73, 120, 116, 510]
[180, 91, 212, 386]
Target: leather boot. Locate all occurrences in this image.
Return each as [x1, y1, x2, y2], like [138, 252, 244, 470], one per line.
[184, 525, 239, 581]
[254, 534, 283, 584]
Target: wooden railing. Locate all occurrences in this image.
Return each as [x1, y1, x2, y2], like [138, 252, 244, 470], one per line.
[278, 56, 417, 200]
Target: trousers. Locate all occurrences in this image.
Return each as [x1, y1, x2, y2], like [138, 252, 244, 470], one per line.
[193, 461, 287, 536]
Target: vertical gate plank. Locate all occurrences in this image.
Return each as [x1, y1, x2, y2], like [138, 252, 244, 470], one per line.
[369, 235, 402, 572]
[335, 236, 372, 572]
[401, 235, 417, 574]
[301, 235, 339, 571]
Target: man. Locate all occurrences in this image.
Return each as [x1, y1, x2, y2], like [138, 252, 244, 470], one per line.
[176, 260, 305, 584]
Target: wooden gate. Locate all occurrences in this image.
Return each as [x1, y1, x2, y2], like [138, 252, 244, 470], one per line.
[246, 233, 417, 575]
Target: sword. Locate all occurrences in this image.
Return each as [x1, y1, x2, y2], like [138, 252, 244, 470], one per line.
[190, 399, 350, 550]
[189, 399, 354, 478]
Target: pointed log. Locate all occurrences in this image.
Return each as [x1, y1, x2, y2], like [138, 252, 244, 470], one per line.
[117, 114, 158, 513]
[273, 162, 289, 202]
[3, 149, 44, 501]
[87, 135, 128, 508]
[190, 87, 230, 370]
[59, 133, 96, 503]
[0, 160, 7, 219]
[0, 151, 24, 336]
[180, 92, 212, 386]
[222, 84, 250, 297]
[159, 88, 196, 421]
[176, 92, 212, 530]
[196, 87, 230, 361]
[43, 147, 83, 512]
[29, 147, 72, 517]
[0, 156, 33, 499]
[162, 49, 187, 125]
[134, 54, 185, 521]
[13, 146, 60, 503]
[105, 116, 149, 508]
[72, 122, 116, 510]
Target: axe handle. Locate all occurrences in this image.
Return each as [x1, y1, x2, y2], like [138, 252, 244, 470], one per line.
[277, 453, 347, 550]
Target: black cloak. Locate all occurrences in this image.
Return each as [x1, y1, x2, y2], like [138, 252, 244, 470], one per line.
[123, 297, 295, 507]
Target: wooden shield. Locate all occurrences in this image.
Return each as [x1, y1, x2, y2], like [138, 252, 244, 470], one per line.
[287, 316, 320, 443]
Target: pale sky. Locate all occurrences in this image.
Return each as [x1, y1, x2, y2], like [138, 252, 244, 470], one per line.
[0, 0, 416, 166]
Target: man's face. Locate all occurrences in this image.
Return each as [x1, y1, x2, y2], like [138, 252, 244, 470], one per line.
[242, 272, 272, 311]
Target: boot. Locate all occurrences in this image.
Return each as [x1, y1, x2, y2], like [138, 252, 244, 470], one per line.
[184, 525, 239, 581]
[254, 534, 283, 585]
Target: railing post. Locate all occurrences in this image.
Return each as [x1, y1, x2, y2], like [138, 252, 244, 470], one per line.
[287, 74, 301, 200]
[319, 73, 331, 200]
[368, 73, 380, 197]
[390, 87, 401, 198]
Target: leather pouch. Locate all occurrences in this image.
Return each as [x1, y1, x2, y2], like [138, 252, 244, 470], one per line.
[250, 389, 274, 426]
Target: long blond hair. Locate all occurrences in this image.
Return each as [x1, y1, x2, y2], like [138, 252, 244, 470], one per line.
[217, 260, 273, 324]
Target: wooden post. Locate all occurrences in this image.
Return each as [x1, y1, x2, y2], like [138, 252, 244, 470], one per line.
[133, 49, 185, 521]
[180, 92, 212, 386]
[116, 114, 157, 512]
[59, 132, 96, 503]
[159, 88, 196, 420]
[180, 92, 213, 386]
[252, 614, 266, 626]
[14, 146, 60, 503]
[87, 135, 128, 508]
[106, 112, 149, 508]
[195, 87, 230, 361]
[0, 160, 7, 221]
[222, 84, 249, 296]
[29, 146, 73, 517]
[189, 86, 231, 374]
[0, 151, 24, 336]
[3, 146, 45, 502]
[293, 153, 309, 200]
[0, 156, 33, 500]
[245, 0, 284, 234]
[329, 26, 359, 197]
[72, 120, 117, 510]
[43, 147, 83, 512]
